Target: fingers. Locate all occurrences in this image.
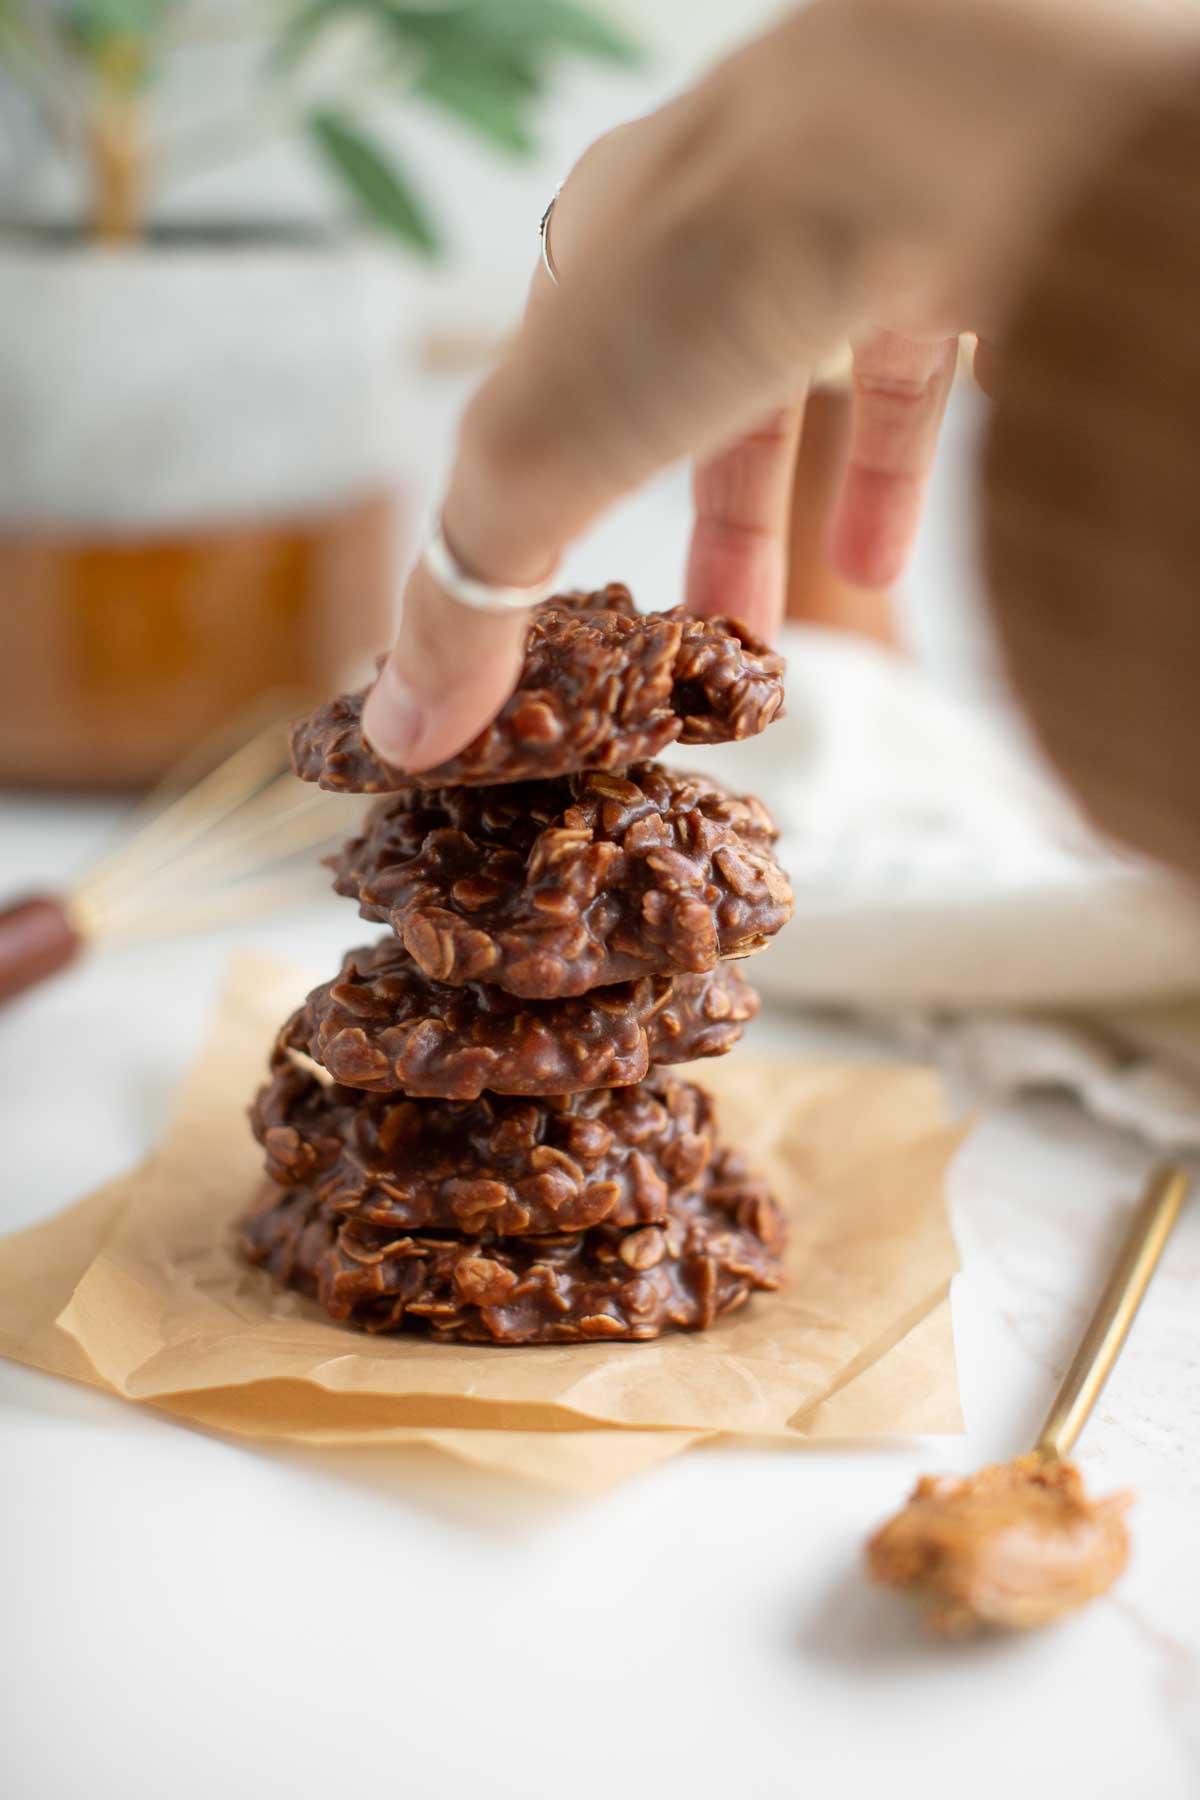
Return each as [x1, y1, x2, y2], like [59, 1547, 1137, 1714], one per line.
[361, 124, 656, 772]
[361, 558, 531, 771]
[685, 400, 804, 640]
[362, 8, 894, 769]
[437, 25, 874, 594]
[363, 115, 692, 772]
[827, 331, 958, 588]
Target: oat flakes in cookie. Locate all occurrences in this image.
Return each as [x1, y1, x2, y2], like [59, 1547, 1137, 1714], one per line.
[284, 938, 759, 1099]
[241, 1144, 786, 1343]
[333, 764, 793, 1000]
[253, 1058, 718, 1236]
[290, 584, 785, 791]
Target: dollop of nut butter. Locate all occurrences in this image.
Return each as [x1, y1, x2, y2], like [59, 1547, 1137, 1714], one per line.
[866, 1454, 1131, 1635]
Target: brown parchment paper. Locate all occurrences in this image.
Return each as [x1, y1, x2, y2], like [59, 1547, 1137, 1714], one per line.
[0, 1174, 704, 1492]
[0, 955, 963, 1490]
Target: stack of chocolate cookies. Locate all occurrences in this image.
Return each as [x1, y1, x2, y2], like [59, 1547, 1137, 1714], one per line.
[242, 585, 794, 1344]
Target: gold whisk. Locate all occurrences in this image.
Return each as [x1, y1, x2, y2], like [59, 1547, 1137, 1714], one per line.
[0, 698, 361, 1007]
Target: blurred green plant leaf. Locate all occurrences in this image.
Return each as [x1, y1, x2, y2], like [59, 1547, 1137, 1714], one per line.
[281, 1, 639, 80]
[390, 12, 540, 92]
[413, 59, 538, 154]
[309, 107, 440, 253]
[476, 2, 640, 66]
[275, 0, 387, 71]
[67, 0, 169, 50]
[4, 0, 644, 251]
[284, 2, 640, 162]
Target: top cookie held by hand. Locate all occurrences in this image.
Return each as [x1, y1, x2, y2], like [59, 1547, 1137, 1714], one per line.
[291, 584, 785, 791]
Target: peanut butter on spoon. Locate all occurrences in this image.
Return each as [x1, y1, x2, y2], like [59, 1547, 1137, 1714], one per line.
[867, 1454, 1131, 1635]
[867, 1164, 1188, 1635]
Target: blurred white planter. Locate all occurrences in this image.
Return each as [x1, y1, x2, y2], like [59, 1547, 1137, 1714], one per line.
[0, 237, 410, 528]
[0, 237, 409, 787]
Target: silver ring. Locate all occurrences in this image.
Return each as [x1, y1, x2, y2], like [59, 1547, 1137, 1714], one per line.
[538, 180, 563, 287]
[421, 514, 560, 614]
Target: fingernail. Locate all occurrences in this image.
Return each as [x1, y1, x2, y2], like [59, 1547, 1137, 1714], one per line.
[361, 659, 428, 768]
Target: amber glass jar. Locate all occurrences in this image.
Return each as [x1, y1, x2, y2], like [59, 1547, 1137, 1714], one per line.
[0, 237, 411, 790]
[0, 490, 398, 789]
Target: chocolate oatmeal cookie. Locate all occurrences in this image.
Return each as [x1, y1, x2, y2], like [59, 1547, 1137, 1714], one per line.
[252, 1059, 718, 1235]
[285, 938, 760, 1098]
[240, 1142, 786, 1342]
[333, 763, 793, 999]
[291, 584, 785, 791]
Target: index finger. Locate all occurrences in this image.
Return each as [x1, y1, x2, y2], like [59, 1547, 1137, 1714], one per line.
[362, 124, 659, 771]
[361, 559, 532, 771]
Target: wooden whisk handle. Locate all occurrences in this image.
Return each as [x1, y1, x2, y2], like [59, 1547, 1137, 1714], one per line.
[0, 895, 84, 1006]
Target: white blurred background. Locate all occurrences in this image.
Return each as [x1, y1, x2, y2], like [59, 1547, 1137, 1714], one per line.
[6, 0, 1200, 1112]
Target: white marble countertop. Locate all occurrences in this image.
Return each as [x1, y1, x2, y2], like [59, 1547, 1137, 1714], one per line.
[2, 794, 1198, 1800]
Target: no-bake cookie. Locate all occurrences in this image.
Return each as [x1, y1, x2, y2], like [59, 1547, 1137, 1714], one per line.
[253, 1059, 720, 1235]
[333, 764, 792, 999]
[241, 1143, 785, 1342]
[291, 584, 785, 791]
[285, 938, 759, 1098]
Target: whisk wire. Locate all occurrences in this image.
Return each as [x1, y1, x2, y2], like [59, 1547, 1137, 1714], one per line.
[99, 871, 337, 943]
[120, 777, 346, 902]
[78, 722, 293, 910]
[1, 692, 365, 1008]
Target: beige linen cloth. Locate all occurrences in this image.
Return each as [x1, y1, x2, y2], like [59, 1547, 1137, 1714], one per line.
[0, 956, 963, 1493]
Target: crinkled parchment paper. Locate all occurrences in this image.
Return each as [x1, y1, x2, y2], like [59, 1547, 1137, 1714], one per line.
[0, 956, 963, 1491]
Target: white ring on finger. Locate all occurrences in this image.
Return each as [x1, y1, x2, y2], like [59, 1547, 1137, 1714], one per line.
[538, 180, 564, 288]
[420, 514, 561, 614]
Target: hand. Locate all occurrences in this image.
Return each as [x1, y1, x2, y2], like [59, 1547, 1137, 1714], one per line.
[363, 0, 1169, 771]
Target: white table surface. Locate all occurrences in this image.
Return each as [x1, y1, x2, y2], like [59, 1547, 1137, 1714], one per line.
[12, 8, 1199, 1789]
[3, 794, 1199, 1800]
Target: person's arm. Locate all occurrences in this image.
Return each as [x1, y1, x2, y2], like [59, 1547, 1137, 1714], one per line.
[363, 0, 1175, 773]
[984, 72, 1200, 880]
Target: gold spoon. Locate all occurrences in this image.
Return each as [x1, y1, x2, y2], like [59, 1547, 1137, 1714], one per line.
[867, 1163, 1189, 1635]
